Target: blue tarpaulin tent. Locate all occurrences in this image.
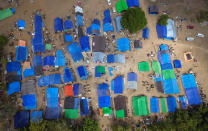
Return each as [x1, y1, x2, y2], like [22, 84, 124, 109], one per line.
[47, 88, 58, 108]
[80, 99, 89, 116]
[32, 55, 42, 66]
[107, 54, 114, 63]
[76, 66, 88, 80]
[98, 96, 111, 108]
[38, 74, 62, 87]
[45, 107, 62, 119]
[127, 0, 139, 7]
[156, 24, 166, 39]
[97, 83, 109, 97]
[114, 54, 125, 63]
[103, 9, 112, 24]
[181, 74, 197, 89]
[55, 50, 65, 67]
[142, 27, 149, 39]
[31, 111, 42, 123]
[150, 97, 160, 113]
[65, 34, 73, 42]
[114, 16, 123, 32]
[92, 52, 106, 63]
[73, 84, 79, 96]
[74, 98, 80, 109]
[64, 20, 73, 30]
[86, 27, 92, 34]
[23, 66, 34, 78]
[44, 56, 55, 66]
[23, 94, 37, 110]
[163, 79, 180, 94]
[14, 111, 29, 129]
[54, 17, 63, 33]
[148, 5, 159, 15]
[63, 67, 74, 83]
[103, 23, 114, 32]
[173, 60, 182, 68]
[185, 87, 202, 105]
[76, 15, 84, 27]
[8, 81, 20, 95]
[79, 36, 90, 51]
[17, 19, 25, 29]
[178, 96, 187, 109]
[92, 19, 100, 25]
[117, 38, 130, 52]
[127, 72, 137, 81]
[16, 46, 28, 61]
[167, 97, 177, 112]
[111, 76, 124, 94]
[67, 43, 83, 63]
[7, 62, 21, 73]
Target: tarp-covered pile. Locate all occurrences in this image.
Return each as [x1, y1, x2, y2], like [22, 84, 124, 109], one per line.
[117, 38, 130, 52]
[132, 96, 149, 116]
[76, 66, 88, 80]
[63, 67, 74, 83]
[111, 76, 124, 94]
[103, 9, 114, 32]
[114, 95, 127, 118]
[127, 72, 137, 89]
[107, 54, 125, 63]
[67, 43, 83, 63]
[32, 55, 43, 76]
[181, 74, 202, 105]
[95, 66, 105, 78]
[38, 74, 62, 87]
[55, 50, 65, 67]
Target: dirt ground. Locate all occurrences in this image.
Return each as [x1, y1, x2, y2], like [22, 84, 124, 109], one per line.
[1, 0, 208, 130]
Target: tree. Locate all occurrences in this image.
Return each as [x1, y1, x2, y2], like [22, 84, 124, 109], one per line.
[83, 118, 100, 131]
[0, 35, 8, 50]
[158, 14, 169, 26]
[121, 7, 147, 33]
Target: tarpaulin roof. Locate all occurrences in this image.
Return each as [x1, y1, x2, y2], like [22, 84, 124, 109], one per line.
[80, 99, 89, 116]
[114, 16, 123, 32]
[86, 27, 92, 34]
[34, 66, 43, 76]
[98, 96, 111, 108]
[152, 61, 161, 74]
[116, 0, 128, 13]
[18, 40, 26, 47]
[167, 97, 177, 112]
[103, 23, 114, 32]
[114, 95, 127, 117]
[45, 107, 62, 119]
[127, 0, 139, 7]
[97, 83, 110, 97]
[127, 73, 137, 89]
[184, 87, 202, 105]
[47, 88, 58, 108]
[160, 44, 168, 51]
[150, 97, 160, 113]
[31, 111, 42, 123]
[156, 24, 166, 39]
[92, 36, 106, 52]
[8, 81, 20, 95]
[67, 43, 83, 63]
[91, 24, 101, 36]
[32, 55, 42, 66]
[43, 56, 55, 66]
[132, 96, 149, 116]
[181, 74, 197, 89]
[95, 66, 105, 78]
[16, 46, 28, 61]
[17, 20, 25, 29]
[54, 17, 63, 33]
[138, 61, 150, 72]
[63, 67, 74, 83]
[160, 97, 168, 113]
[21, 80, 36, 96]
[107, 54, 114, 63]
[116, 110, 125, 118]
[128, 72, 137, 81]
[14, 111, 29, 129]
[65, 109, 79, 119]
[23, 94, 37, 110]
[117, 38, 130, 52]
[0, 8, 14, 20]
[74, 98, 80, 109]
[134, 40, 142, 49]
[178, 96, 187, 109]
[64, 85, 73, 97]
[79, 36, 90, 51]
[64, 20, 73, 30]
[76, 66, 88, 80]
[111, 76, 124, 94]
[162, 69, 176, 80]
[173, 60, 182, 68]
[6, 62, 21, 73]
[102, 107, 112, 116]
[115, 54, 125, 63]
[103, 9, 112, 24]
[38, 74, 62, 87]
[75, 5, 83, 14]
[64, 97, 75, 109]
[76, 15, 84, 27]
[73, 84, 79, 97]
[163, 78, 180, 94]
[23, 66, 34, 78]
[65, 34, 73, 42]
[92, 19, 100, 25]
[149, 5, 159, 14]
[45, 44, 52, 51]
[55, 50, 65, 66]
[142, 27, 149, 39]
[92, 52, 106, 63]
[6, 71, 21, 84]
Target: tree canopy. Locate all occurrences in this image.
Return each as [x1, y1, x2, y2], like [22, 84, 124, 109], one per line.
[121, 7, 147, 33]
[158, 14, 169, 26]
[0, 35, 8, 49]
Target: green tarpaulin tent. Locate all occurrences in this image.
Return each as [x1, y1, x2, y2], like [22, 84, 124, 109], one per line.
[152, 61, 161, 74]
[45, 44, 52, 51]
[116, 109, 125, 118]
[160, 98, 168, 113]
[138, 61, 150, 72]
[102, 107, 112, 116]
[162, 69, 176, 80]
[133, 96, 149, 116]
[97, 66, 105, 74]
[65, 109, 79, 119]
[116, 0, 128, 13]
[0, 8, 14, 20]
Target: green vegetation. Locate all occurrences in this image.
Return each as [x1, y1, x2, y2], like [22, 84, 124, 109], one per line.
[197, 11, 208, 22]
[111, 122, 130, 131]
[148, 105, 208, 130]
[0, 35, 8, 50]
[121, 8, 147, 33]
[158, 14, 169, 26]
[83, 118, 100, 131]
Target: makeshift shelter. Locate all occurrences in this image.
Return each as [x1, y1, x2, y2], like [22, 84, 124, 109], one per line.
[16, 46, 28, 61]
[46, 88, 59, 108]
[43, 56, 55, 66]
[79, 36, 90, 51]
[97, 83, 110, 97]
[6, 71, 21, 84]
[150, 97, 160, 113]
[45, 107, 62, 119]
[114, 54, 125, 63]
[64, 97, 75, 109]
[127, 72, 137, 90]
[92, 36, 106, 52]
[14, 111, 29, 129]
[54, 17, 63, 33]
[184, 52, 193, 62]
[95, 66, 105, 78]
[64, 85, 74, 97]
[117, 38, 130, 52]
[31, 111, 42, 123]
[17, 20, 25, 30]
[154, 75, 164, 93]
[160, 97, 168, 113]
[45, 44, 52, 51]
[65, 109, 79, 119]
[75, 5, 83, 14]
[103, 9, 112, 24]
[178, 96, 187, 109]
[0, 8, 14, 20]
[100, 107, 112, 116]
[103, 23, 114, 32]
[152, 61, 161, 74]
[162, 69, 176, 80]
[6, 61, 21, 73]
[76, 66, 88, 80]
[21, 80, 36, 96]
[23, 66, 34, 78]
[63, 67, 74, 83]
[98, 96, 111, 108]
[114, 95, 127, 118]
[75, 14, 84, 27]
[116, 0, 128, 13]
[8, 81, 20, 95]
[114, 16, 123, 32]
[166, 97, 177, 112]
[111, 76, 124, 94]
[23, 94, 37, 110]
[92, 52, 106, 63]
[127, 0, 139, 7]
[64, 20, 73, 31]
[107, 54, 114, 63]
[55, 50, 65, 67]
[38, 74, 62, 87]
[32, 55, 42, 66]
[73, 84, 79, 97]
[80, 98, 89, 116]
[18, 40, 26, 47]
[65, 34, 73, 42]
[173, 60, 182, 68]
[148, 5, 159, 14]
[138, 61, 150, 72]
[67, 43, 83, 63]
[142, 27, 150, 39]
[132, 96, 149, 116]
[134, 40, 142, 49]
[163, 78, 179, 94]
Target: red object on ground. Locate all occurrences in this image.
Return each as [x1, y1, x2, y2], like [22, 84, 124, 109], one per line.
[78, 1, 82, 6]
[64, 85, 74, 97]
[187, 25, 194, 29]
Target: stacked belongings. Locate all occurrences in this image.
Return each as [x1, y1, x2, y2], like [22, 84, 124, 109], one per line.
[32, 55, 44, 76]
[103, 9, 114, 33]
[97, 83, 112, 116]
[114, 95, 127, 118]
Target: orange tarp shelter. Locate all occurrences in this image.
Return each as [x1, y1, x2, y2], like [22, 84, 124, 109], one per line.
[64, 85, 73, 96]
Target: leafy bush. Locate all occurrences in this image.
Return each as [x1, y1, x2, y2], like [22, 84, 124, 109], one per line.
[158, 14, 169, 26]
[0, 35, 8, 49]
